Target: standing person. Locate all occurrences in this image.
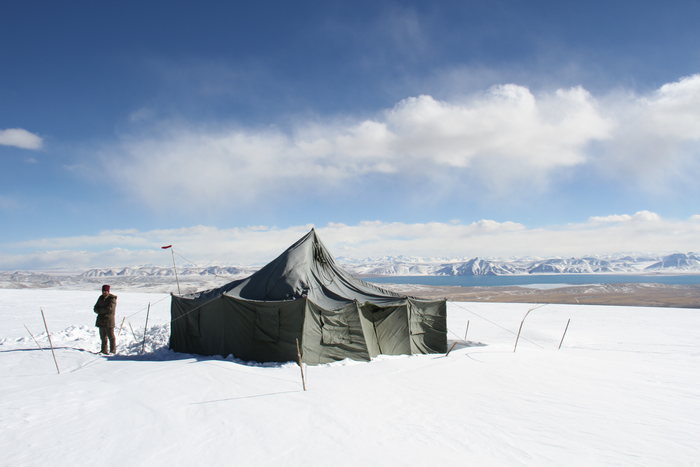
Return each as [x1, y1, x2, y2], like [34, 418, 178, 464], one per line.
[94, 284, 117, 354]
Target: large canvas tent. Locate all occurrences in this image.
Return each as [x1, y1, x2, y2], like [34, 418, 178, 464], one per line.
[170, 229, 447, 365]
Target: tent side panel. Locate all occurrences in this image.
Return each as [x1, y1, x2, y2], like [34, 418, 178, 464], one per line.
[169, 296, 191, 353]
[220, 296, 305, 363]
[170, 296, 304, 362]
[213, 297, 255, 359]
[301, 301, 370, 365]
[408, 299, 448, 354]
[358, 306, 380, 358]
[170, 295, 233, 356]
[359, 304, 410, 356]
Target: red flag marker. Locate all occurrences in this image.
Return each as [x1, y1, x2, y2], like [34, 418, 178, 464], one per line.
[162, 245, 172, 249]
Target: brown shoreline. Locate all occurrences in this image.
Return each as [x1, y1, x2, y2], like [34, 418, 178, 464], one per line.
[376, 282, 700, 309]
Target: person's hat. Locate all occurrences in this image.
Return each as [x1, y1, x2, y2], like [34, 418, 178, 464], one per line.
[102, 285, 110, 293]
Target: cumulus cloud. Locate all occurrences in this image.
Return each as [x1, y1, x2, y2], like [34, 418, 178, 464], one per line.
[599, 74, 700, 189]
[386, 86, 610, 169]
[588, 210, 661, 223]
[98, 82, 614, 210]
[2, 213, 699, 270]
[0, 128, 44, 150]
[73, 74, 700, 213]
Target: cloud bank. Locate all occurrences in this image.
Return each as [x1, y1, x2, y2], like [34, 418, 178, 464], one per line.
[2, 212, 698, 270]
[0, 128, 44, 150]
[600, 74, 700, 189]
[92, 75, 700, 211]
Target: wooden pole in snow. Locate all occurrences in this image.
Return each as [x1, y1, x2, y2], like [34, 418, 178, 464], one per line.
[161, 245, 181, 295]
[40, 308, 60, 374]
[171, 249, 181, 295]
[445, 341, 458, 357]
[295, 338, 307, 391]
[24, 324, 44, 351]
[514, 304, 547, 353]
[141, 303, 151, 355]
[559, 319, 571, 349]
[117, 317, 126, 336]
[129, 322, 138, 342]
[464, 320, 470, 341]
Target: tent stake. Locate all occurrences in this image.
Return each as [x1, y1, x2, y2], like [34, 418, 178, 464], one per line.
[129, 322, 138, 342]
[295, 338, 307, 391]
[558, 319, 571, 349]
[40, 308, 60, 374]
[445, 341, 458, 357]
[24, 324, 44, 351]
[141, 303, 151, 355]
[464, 320, 470, 340]
[117, 317, 126, 336]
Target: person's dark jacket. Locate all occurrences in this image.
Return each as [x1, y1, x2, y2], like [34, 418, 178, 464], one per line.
[94, 294, 117, 328]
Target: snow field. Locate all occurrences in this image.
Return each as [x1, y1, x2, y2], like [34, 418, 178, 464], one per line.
[1, 289, 699, 466]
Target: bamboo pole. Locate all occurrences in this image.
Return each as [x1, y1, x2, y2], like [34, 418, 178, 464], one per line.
[40, 308, 60, 374]
[141, 303, 151, 355]
[171, 249, 181, 295]
[129, 322, 138, 342]
[24, 324, 44, 351]
[514, 320, 526, 353]
[445, 341, 458, 357]
[117, 317, 126, 336]
[514, 304, 547, 353]
[559, 319, 571, 350]
[295, 338, 307, 391]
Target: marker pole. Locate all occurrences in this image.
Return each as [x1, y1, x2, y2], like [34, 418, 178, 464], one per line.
[40, 308, 60, 374]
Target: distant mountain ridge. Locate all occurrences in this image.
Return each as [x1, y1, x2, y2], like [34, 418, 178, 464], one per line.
[78, 252, 700, 278]
[80, 265, 256, 278]
[340, 252, 700, 276]
[2, 252, 699, 293]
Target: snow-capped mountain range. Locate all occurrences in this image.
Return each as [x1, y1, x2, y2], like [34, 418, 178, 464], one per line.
[79, 265, 257, 278]
[8, 252, 700, 280]
[338, 252, 700, 276]
[2, 252, 699, 293]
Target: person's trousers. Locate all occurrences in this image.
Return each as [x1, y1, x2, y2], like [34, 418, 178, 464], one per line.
[99, 326, 116, 354]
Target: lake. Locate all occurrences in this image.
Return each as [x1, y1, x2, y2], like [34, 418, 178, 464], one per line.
[365, 274, 700, 287]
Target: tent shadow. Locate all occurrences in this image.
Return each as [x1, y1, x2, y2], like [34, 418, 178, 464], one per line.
[0, 345, 101, 353]
[104, 348, 291, 368]
[448, 340, 487, 349]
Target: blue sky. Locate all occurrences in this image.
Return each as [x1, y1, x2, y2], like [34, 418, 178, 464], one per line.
[2, 1, 700, 269]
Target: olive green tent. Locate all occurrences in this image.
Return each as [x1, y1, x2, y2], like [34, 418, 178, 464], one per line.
[170, 229, 447, 365]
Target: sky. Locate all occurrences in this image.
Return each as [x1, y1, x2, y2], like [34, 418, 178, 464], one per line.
[2, 0, 700, 269]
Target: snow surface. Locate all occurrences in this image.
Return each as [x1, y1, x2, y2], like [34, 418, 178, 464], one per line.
[2, 289, 699, 466]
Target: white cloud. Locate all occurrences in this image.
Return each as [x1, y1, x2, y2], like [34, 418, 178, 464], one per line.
[0, 128, 44, 150]
[99, 83, 614, 210]
[588, 210, 661, 223]
[588, 214, 633, 223]
[386, 86, 611, 170]
[67, 73, 700, 213]
[599, 74, 700, 190]
[2, 213, 699, 270]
